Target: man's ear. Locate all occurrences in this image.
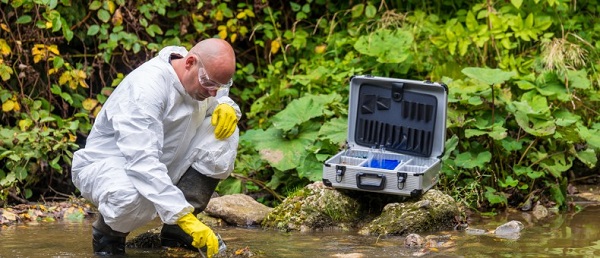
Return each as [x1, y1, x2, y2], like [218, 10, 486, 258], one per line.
[185, 55, 197, 69]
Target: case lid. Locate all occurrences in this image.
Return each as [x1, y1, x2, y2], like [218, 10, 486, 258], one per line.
[347, 75, 448, 158]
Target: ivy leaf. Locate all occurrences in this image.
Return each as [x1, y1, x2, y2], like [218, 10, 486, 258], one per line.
[462, 67, 516, 85]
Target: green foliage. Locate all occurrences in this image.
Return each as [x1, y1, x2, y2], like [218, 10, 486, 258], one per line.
[2, 0, 600, 213]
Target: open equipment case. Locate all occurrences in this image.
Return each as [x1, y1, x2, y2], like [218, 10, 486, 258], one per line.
[323, 75, 448, 197]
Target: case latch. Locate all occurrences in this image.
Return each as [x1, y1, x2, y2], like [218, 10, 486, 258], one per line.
[392, 82, 404, 102]
[335, 165, 346, 183]
[397, 172, 407, 190]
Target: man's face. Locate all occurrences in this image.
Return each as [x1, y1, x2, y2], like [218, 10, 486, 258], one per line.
[183, 56, 216, 101]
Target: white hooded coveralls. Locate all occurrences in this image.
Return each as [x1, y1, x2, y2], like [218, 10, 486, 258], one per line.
[71, 46, 240, 233]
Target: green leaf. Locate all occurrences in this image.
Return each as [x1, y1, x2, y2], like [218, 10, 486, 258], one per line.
[462, 67, 516, 85]
[87, 25, 100, 36]
[499, 175, 519, 188]
[484, 187, 507, 205]
[319, 117, 348, 145]
[16, 15, 32, 24]
[271, 94, 335, 132]
[511, 0, 523, 9]
[351, 4, 364, 18]
[454, 151, 491, 169]
[97, 9, 111, 23]
[242, 124, 320, 171]
[89, 0, 102, 10]
[354, 29, 414, 63]
[217, 177, 243, 194]
[566, 70, 591, 89]
[514, 111, 555, 136]
[297, 153, 322, 181]
[576, 149, 597, 168]
[576, 124, 600, 149]
[365, 4, 376, 18]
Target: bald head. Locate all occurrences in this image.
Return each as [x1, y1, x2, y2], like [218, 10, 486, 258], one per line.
[189, 38, 236, 85]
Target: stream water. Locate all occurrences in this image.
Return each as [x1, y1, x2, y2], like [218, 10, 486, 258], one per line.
[1, 204, 600, 257]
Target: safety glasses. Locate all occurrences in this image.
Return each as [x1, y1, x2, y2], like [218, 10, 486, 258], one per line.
[197, 56, 233, 91]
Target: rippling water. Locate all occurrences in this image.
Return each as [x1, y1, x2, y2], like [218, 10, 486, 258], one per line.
[2, 205, 600, 257]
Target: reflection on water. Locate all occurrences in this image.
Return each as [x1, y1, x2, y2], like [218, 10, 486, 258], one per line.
[2, 205, 600, 257]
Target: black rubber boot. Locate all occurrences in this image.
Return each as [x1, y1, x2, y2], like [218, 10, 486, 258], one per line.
[160, 167, 220, 250]
[92, 214, 129, 256]
[160, 224, 196, 251]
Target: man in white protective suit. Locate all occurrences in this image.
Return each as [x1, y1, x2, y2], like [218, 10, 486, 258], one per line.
[71, 38, 240, 257]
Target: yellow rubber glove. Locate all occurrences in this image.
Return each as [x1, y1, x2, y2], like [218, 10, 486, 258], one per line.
[211, 103, 237, 139]
[177, 213, 218, 257]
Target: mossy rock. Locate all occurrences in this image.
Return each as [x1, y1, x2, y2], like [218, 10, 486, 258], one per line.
[358, 189, 459, 236]
[262, 182, 361, 231]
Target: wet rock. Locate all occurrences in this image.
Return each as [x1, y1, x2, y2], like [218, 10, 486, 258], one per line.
[204, 194, 273, 227]
[494, 220, 524, 239]
[404, 233, 425, 248]
[261, 182, 361, 231]
[532, 203, 549, 220]
[464, 227, 487, 235]
[358, 189, 460, 236]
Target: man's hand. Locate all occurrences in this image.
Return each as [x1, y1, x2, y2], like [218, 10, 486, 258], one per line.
[211, 103, 237, 139]
[177, 213, 218, 257]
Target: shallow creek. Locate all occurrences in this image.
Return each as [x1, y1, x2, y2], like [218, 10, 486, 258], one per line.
[1, 205, 600, 257]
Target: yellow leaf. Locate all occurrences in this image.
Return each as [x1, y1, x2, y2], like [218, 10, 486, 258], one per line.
[236, 12, 246, 19]
[68, 133, 77, 142]
[45, 21, 52, 29]
[47, 45, 60, 55]
[0, 39, 10, 56]
[112, 8, 123, 26]
[271, 40, 280, 54]
[218, 30, 227, 40]
[48, 68, 57, 75]
[76, 69, 87, 79]
[0, 23, 10, 32]
[93, 106, 102, 117]
[18, 119, 32, 131]
[59, 72, 70, 85]
[33, 55, 42, 63]
[82, 98, 98, 111]
[215, 10, 223, 21]
[107, 0, 116, 14]
[244, 9, 255, 18]
[12, 101, 20, 111]
[2, 99, 14, 112]
[79, 79, 89, 88]
[230, 33, 237, 43]
[314, 44, 326, 54]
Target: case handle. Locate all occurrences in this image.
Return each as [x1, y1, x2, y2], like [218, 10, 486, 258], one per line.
[356, 172, 386, 190]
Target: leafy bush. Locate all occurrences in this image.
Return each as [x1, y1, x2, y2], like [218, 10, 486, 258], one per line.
[1, 0, 599, 213]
